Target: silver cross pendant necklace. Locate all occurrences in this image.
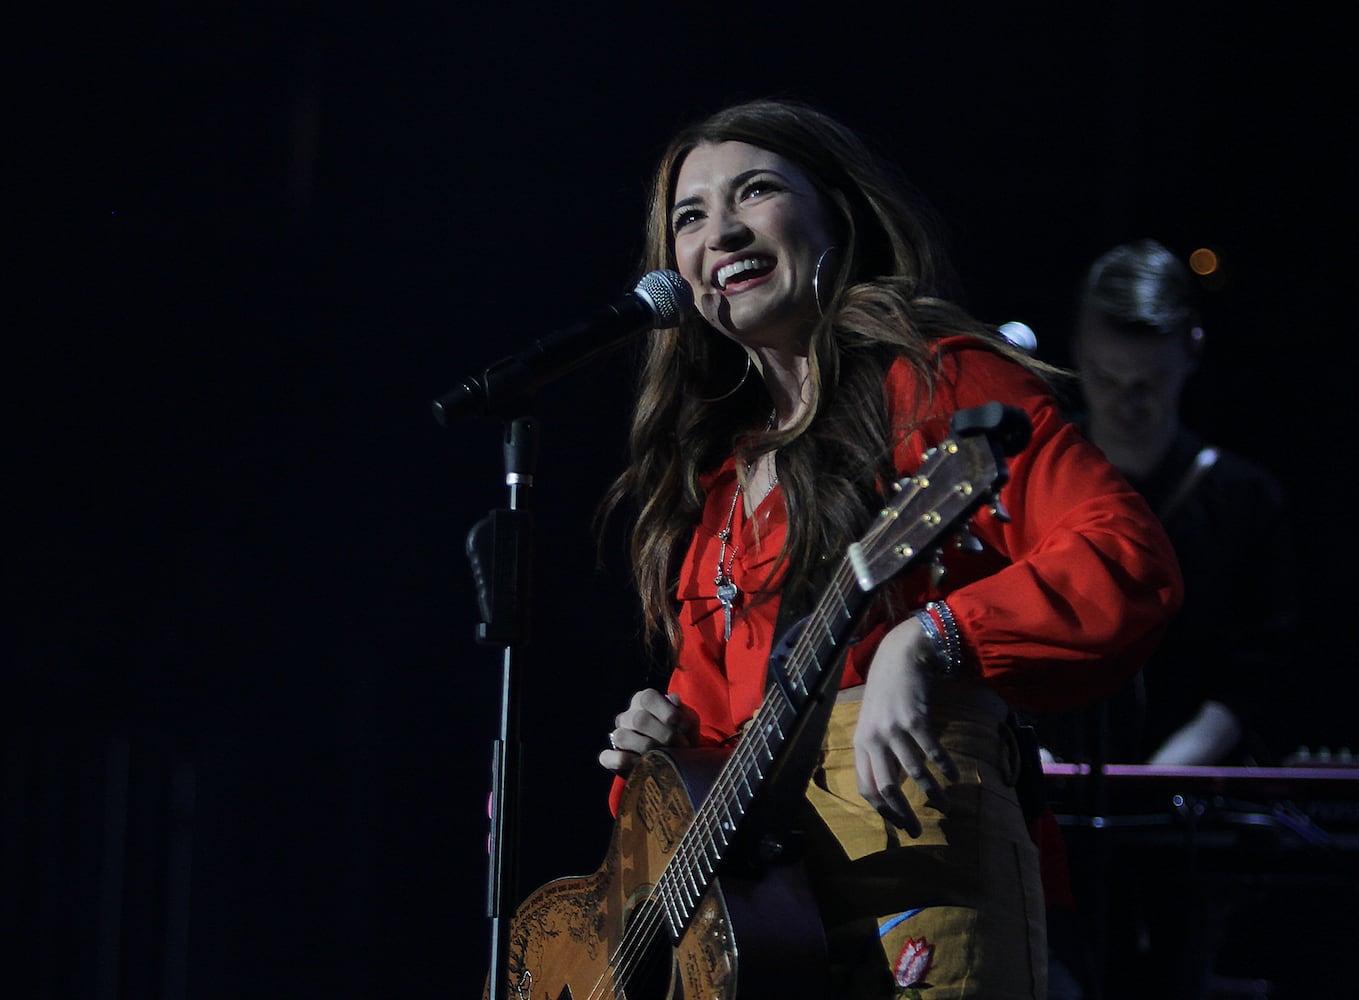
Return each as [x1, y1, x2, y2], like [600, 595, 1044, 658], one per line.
[714, 445, 779, 641]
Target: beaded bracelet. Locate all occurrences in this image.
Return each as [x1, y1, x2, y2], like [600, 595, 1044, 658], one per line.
[916, 600, 963, 676]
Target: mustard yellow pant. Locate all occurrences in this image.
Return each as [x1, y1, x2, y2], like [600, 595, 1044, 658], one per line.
[801, 695, 1047, 998]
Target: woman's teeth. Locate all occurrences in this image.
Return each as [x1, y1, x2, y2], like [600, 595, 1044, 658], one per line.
[716, 257, 772, 289]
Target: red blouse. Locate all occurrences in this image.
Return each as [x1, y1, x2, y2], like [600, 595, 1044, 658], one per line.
[665, 339, 1183, 749]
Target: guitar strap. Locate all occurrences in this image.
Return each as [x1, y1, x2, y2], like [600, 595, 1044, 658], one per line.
[738, 588, 849, 862]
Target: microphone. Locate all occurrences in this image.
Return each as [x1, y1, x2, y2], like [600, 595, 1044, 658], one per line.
[431, 269, 692, 424]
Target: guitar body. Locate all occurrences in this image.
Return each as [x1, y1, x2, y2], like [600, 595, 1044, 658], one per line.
[492, 748, 830, 999]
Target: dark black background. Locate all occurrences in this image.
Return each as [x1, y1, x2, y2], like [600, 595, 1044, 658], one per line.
[9, 3, 1354, 997]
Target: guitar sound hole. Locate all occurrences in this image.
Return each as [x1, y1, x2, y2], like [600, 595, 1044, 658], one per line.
[619, 898, 678, 999]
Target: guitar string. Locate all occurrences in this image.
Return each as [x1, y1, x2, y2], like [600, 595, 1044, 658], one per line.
[594, 493, 913, 997]
[593, 478, 924, 997]
[591, 694, 800, 995]
[594, 448, 967, 996]
[592, 561, 861, 997]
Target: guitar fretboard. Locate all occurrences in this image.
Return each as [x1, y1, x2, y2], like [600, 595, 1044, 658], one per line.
[638, 410, 1015, 941]
[652, 556, 870, 938]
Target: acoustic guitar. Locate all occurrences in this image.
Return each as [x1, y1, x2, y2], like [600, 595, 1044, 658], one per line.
[490, 402, 1031, 999]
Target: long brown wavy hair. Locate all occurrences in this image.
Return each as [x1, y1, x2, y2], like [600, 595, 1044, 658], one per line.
[602, 98, 1060, 659]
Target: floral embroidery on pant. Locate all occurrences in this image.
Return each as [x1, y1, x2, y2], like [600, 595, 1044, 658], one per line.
[894, 935, 935, 996]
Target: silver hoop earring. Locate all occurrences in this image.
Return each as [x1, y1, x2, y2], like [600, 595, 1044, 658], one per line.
[689, 354, 753, 403]
[813, 246, 838, 317]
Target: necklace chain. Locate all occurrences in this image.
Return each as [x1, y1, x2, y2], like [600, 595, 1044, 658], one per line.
[713, 410, 779, 641]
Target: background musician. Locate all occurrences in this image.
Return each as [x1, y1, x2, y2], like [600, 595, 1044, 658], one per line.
[1040, 239, 1301, 997]
[1053, 238, 1298, 768]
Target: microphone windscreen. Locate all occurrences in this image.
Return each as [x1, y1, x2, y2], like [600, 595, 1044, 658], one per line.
[634, 269, 692, 327]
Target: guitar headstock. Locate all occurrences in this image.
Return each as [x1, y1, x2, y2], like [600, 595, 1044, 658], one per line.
[847, 402, 1030, 591]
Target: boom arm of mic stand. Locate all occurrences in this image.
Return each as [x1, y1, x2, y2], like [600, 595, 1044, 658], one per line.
[465, 415, 539, 1000]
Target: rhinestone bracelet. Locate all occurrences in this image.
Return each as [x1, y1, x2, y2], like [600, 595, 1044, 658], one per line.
[918, 600, 962, 676]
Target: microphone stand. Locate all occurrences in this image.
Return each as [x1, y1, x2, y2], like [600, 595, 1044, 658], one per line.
[465, 415, 539, 1000]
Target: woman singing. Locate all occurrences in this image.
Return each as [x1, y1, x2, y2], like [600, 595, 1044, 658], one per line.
[594, 99, 1182, 998]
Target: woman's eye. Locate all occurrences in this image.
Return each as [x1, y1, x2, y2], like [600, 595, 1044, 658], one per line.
[740, 179, 779, 200]
[672, 208, 702, 232]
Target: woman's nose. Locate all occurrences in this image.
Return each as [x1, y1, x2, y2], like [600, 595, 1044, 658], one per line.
[708, 207, 752, 250]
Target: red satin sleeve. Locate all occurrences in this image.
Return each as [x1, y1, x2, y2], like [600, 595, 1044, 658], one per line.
[854, 343, 1183, 713]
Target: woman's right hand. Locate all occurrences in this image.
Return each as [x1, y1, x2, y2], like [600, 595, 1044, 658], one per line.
[598, 688, 698, 776]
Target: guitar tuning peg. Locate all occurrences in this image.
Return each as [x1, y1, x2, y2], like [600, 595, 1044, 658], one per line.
[955, 526, 984, 554]
[930, 549, 947, 588]
[989, 496, 1011, 523]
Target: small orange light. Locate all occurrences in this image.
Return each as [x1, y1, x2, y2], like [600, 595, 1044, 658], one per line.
[1189, 247, 1219, 276]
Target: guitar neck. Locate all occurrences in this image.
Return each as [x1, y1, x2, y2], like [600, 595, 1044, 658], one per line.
[645, 402, 1027, 941]
[654, 558, 871, 937]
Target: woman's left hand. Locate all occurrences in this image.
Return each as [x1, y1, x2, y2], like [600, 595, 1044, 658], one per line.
[853, 615, 959, 837]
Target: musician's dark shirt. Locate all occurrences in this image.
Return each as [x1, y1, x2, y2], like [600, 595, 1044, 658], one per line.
[1043, 425, 1297, 764]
